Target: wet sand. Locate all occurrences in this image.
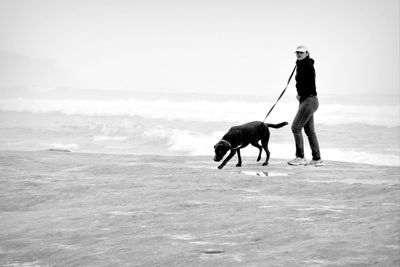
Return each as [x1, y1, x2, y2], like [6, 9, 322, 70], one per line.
[0, 150, 399, 266]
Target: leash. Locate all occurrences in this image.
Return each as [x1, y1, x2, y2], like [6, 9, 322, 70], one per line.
[262, 65, 297, 123]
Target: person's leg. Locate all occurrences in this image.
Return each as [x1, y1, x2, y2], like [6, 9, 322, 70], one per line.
[291, 99, 315, 158]
[304, 114, 321, 160]
[291, 115, 304, 159]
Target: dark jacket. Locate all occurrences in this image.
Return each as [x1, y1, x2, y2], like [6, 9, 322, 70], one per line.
[295, 56, 317, 101]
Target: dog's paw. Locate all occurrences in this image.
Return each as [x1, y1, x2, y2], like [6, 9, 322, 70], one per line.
[257, 156, 261, 162]
[218, 165, 224, 169]
[236, 163, 242, 167]
[262, 162, 268, 166]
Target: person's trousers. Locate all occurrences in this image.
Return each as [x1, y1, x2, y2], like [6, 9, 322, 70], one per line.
[291, 96, 321, 160]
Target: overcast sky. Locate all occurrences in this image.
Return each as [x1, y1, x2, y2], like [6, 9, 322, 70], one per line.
[0, 0, 398, 101]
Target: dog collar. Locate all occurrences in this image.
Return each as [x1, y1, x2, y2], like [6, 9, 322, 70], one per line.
[221, 139, 242, 150]
[220, 139, 232, 148]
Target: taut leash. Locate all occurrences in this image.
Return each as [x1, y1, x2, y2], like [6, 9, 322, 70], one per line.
[262, 65, 297, 123]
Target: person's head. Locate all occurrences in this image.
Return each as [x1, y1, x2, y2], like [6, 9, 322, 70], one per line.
[295, 45, 309, 60]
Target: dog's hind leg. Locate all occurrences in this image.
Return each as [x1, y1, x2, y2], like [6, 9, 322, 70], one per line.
[236, 149, 242, 167]
[261, 136, 270, 166]
[263, 149, 270, 166]
[251, 142, 263, 162]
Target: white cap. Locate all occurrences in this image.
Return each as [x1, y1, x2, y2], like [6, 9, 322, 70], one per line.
[295, 45, 308, 53]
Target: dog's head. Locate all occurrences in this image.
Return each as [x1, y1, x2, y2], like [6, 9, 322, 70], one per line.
[213, 140, 231, 162]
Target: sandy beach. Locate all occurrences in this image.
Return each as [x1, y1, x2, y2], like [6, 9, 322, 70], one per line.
[0, 150, 399, 266]
[1, 0, 399, 265]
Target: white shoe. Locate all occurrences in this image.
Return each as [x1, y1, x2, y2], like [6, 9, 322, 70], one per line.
[306, 159, 324, 167]
[288, 157, 307, 166]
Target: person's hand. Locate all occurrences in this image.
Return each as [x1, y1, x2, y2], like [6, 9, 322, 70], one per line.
[296, 95, 300, 101]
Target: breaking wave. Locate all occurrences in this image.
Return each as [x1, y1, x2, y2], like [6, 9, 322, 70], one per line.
[156, 129, 399, 167]
[0, 97, 399, 166]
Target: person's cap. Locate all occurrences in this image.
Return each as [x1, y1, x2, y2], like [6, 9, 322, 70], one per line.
[295, 45, 308, 53]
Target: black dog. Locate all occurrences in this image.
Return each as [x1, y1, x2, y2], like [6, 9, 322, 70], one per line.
[214, 121, 288, 169]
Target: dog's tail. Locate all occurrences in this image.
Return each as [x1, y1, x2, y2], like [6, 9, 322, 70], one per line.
[265, 121, 288, 129]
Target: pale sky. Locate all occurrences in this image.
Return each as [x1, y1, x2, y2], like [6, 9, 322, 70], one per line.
[0, 0, 398, 101]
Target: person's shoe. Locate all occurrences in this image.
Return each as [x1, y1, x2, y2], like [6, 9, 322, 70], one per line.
[288, 157, 307, 166]
[307, 159, 324, 167]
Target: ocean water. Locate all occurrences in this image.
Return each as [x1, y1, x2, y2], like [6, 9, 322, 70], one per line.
[0, 93, 399, 166]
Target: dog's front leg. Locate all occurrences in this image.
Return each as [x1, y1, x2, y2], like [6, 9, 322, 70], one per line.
[236, 149, 242, 167]
[218, 150, 236, 169]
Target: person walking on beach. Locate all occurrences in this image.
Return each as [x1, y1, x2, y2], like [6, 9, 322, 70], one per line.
[288, 45, 323, 166]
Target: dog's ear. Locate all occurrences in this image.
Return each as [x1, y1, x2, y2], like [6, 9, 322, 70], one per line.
[214, 141, 222, 149]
